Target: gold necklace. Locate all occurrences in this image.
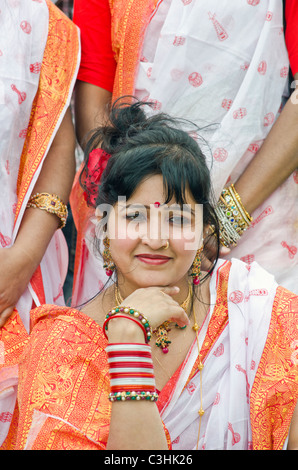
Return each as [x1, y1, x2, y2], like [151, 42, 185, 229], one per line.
[192, 309, 204, 449]
[114, 282, 192, 354]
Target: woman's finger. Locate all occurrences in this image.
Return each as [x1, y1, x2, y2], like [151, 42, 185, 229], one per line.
[159, 286, 180, 296]
[0, 306, 15, 328]
[170, 308, 190, 328]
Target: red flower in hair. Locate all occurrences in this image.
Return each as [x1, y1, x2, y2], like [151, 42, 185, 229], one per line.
[84, 148, 111, 207]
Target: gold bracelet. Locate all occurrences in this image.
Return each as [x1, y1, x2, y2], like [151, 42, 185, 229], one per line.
[227, 184, 252, 226]
[215, 184, 252, 247]
[27, 192, 68, 229]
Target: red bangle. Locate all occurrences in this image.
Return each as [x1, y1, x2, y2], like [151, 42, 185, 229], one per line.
[108, 362, 154, 369]
[107, 350, 152, 358]
[103, 314, 147, 342]
[106, 343, 157, 398]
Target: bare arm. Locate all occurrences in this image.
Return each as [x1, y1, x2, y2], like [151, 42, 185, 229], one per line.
[0, 107, 76, 326]
[287, 402, 298, 450]
[106, 318, 168, 450]
[105, 286, 189, 450]
[234, 73, 298, 214]
[74, 80, 112, 149]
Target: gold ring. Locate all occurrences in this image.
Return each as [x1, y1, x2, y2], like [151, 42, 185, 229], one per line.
[162, 241, 169, 250]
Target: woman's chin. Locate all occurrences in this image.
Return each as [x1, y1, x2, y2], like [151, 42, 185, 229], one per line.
[124, 273, 188, 290]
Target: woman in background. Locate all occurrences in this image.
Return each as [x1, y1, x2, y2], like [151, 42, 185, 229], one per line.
[0, 0, 80, 447]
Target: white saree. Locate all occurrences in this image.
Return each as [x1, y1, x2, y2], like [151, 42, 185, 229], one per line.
[135, 0, 298, 293]
[160, 258, 294, 450]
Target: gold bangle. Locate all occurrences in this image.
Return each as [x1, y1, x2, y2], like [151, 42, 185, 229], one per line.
[27, 192, 68, 229]
[228, 184, 252, 224]
[215, 184, 252, 247]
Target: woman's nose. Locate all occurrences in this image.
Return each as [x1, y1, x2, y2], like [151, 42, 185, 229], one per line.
[140, 211, 169, 249]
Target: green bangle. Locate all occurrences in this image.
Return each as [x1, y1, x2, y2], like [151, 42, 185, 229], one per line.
[105, 306, 152, 343]
[109, 391, 158, 402]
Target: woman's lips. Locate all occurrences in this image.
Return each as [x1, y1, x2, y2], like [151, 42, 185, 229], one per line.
[135, 254, 171, 265]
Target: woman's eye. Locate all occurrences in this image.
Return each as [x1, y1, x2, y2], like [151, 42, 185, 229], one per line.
[169, 214, 191, 225]
[126, 211, 147, 221]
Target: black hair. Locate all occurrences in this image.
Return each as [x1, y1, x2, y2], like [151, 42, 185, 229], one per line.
[80, 97, 220, 280]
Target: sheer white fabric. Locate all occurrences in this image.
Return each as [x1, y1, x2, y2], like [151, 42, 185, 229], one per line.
[0, 1, 48, 244]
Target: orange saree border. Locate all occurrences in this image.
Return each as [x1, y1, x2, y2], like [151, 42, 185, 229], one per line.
[14, 0, 79, 305]
[109, 0, 159, 101]
[250, 286, 298, 450]
[15, 0, 80, 226]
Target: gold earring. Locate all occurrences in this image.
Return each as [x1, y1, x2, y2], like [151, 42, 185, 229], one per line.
[103, 237, 115, 277]
[191, 246, 203, 285]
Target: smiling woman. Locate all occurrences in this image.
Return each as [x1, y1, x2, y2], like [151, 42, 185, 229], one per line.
[4, 98, 298, 450]
[99, 174, 205, 293]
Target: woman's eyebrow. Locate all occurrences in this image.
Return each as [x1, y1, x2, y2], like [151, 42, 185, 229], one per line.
[118, 203, 148, 212]
[164, 204, 196, 216]
[120, 203, 196, 215]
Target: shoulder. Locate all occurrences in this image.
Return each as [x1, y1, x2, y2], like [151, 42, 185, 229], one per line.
[28, 303, 107, 357]
[228, 257, 278, 293]
[21, 304, 108, 400]
[17, 304, 110, 449]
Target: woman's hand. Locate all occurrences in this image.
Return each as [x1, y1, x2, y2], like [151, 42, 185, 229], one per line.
[0, 246, 37, 327]
[107, 286, 189, 343]
[119, 286, 189, 329]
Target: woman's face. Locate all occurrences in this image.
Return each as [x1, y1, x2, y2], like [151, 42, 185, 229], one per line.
[103, 174, 204, 293]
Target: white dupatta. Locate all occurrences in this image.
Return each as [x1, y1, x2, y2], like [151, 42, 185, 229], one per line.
[160, 259, 279, 450]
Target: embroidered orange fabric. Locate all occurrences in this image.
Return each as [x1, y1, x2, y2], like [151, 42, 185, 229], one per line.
[15, 306, 111, 450]
[3, 264, 298, 449]
[250, 286, 298, 449]
[8, 304, 171, 450]
[108, 0, 159, 101]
